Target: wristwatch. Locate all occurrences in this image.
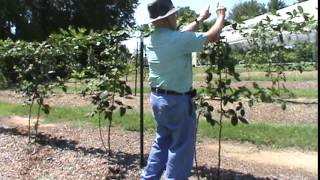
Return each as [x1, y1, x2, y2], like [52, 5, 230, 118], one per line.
[195, 18, 200, 25]
[194, 18, 202, 26]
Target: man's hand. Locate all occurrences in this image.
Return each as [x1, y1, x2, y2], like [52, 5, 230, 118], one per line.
[216, 2, 226, 18]
[198, 5, 211, 22]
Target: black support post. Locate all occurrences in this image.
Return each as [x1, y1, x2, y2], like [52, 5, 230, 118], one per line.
[139, 31, 145, 168]
[135, 42, 138, 96]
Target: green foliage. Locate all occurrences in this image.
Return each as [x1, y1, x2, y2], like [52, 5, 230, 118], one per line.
[0, 27, 133, 144]
[0, 38, 69, 141]
[0, 0, 138, 41]
[230, 41, 316, 68]
[197, 5, 317, 177]
[285, 42, 315, 63]
[268, 0, 287, 14]
[176, 7, 199, 30]
[228, 0, 267, 22]
[197, 41, 251, 128]
[231, 5, 317, 104]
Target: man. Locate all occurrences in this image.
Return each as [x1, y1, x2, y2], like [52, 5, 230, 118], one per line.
[141, 0, 226, 179]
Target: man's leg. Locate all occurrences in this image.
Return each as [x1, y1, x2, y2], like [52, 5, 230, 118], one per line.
[165, 96, 197, 180]
[142, 126, 171, 179]
[142, 93, 172, 179]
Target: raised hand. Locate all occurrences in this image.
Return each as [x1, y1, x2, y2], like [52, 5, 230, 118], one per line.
[216, 2, 226, 18]
[199, 5, 211, 21]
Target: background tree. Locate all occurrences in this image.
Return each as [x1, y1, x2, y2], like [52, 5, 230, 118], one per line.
[268, 0, 287, 14]
[228, 0, 267, 22]
[0, 0, 138, 41]
[176, 7, 199, 30]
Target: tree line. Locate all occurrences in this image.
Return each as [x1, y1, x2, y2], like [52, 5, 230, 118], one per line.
[1, 0, 311, 41]
[0, 0, 138, 41]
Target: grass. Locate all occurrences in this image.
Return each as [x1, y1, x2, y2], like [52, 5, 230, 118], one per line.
[280, 89, 317, 98]
[58, 82, 317, 98]
[0, 101, 317, 151]
[0, 101, 156, 130]
[134, 87, 318, 98]
[192, 73, 317, 82]
[52, 68, 317, 96]
[197, 121, 317, 151]
[192, 64, 317, 74]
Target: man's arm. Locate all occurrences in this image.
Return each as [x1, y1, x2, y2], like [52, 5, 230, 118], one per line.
[205, 3, 226, 44]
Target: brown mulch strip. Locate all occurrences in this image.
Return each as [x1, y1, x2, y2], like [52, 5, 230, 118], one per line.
[0, 120, 317, 180]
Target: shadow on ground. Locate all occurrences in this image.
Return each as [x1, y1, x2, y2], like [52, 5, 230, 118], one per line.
[1, 126, 274, 180]
[191, 166, 275, 180]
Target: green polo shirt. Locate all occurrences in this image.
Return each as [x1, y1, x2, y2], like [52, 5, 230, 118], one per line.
[145, 27, 208, 93]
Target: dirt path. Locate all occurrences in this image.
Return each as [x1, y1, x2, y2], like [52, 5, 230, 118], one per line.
[203, 142, 317, 174]
[0, 116, 318, 179]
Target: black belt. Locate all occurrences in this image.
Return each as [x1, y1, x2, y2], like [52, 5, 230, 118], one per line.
[151, 87, 196, 97]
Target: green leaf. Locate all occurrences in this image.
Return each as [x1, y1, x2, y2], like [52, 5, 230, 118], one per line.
[286, 12, 293, 17]
[226, 79, 231, 85]
[42, 104, 50, 114]
[227, 109, 236, 116]
[62, 86, 67, 93]
[240, 109, 245, 117]
[115, 100, 123, 105]
[206, 72, 213, 83]
[239, 117, 249, 124]
[232, 23, 237, 30]
[266, 16, 271, 22]
[125, 85, 132, 95]
[281, 102, 287, 110]
[209, 119, 215, 126]
[105, 111, 113, 121]
[204, 112, 214, 126]
[238, 102, 243, 110]
[248, 100, 254, 107]
[207, 105, 214, 112]
[231, 116, 238, 126]
[297, 6, 303, 13]
[234, 73, 241, 81]
[119, 107, 126, 117]
[109, 105, 116, 111]
[252, 82, 259, 89]
[223, 99, 228, 106]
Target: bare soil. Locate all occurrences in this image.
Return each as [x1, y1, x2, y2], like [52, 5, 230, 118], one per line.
[0, 117, 317, 180]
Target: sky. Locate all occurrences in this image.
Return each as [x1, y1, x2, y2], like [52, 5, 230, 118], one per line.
[124, 0, 298, 52]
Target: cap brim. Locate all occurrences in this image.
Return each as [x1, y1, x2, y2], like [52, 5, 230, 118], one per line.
[147, 7, 181, 24]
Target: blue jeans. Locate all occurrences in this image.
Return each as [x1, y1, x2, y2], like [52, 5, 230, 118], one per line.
[141, 92, 197, 180]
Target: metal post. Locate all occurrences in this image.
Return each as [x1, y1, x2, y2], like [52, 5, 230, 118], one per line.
[135, 41, 139, 96]
[315, 30, 318, 70]
[139, 29, 145, 168]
